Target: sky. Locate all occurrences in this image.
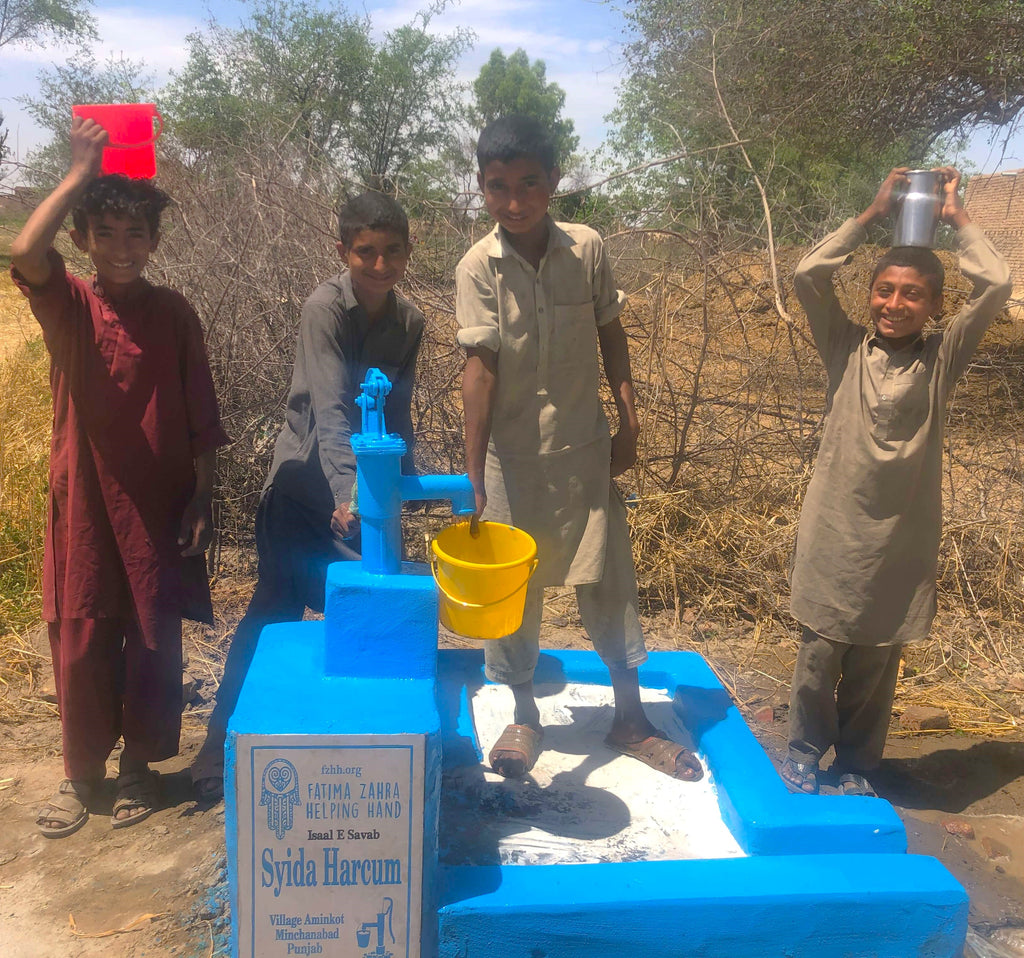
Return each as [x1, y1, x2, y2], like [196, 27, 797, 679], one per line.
[0, 0, 627, 163]
[2, 0, 1023, 177]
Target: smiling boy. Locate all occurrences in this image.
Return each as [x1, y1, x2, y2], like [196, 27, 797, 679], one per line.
[456, 114, 703, 782]
[783, 167, 1012, 797]
[191, 192, 423, 800]
[10, 116, 229, 836]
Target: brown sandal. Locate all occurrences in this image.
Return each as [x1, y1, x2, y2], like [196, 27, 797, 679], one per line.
[488, 724, 543, 778]
[112, 769, 159, 829]
[605, 729, 704, 782]
[36, 779, 98, 838]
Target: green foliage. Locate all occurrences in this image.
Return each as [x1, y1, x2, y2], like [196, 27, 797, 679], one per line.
[162, 0, 471, 190]
[471, 48, 579, 166]
[19, 54, 156, 186]
[162, 0, 373, 172]
[0, 0, 96, 49]
[347, 7, 473, 191]
[611, 0, 1024, 240]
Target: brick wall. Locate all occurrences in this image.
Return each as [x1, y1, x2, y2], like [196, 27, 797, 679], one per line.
[964, 170, 1024, 295]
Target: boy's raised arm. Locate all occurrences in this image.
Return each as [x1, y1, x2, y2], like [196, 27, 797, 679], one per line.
[462, 346, 498, 518]
[9, 117, 107, 287]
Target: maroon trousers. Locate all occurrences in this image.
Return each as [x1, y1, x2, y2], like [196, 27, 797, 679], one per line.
[48, 617, 182, 780]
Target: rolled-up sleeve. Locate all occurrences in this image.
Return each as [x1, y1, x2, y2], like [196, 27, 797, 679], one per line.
[455, 255, 501, 353]
[11, 250, 80, 350]
[592, 238, 626, 327]
[941, 223, 1013, 383]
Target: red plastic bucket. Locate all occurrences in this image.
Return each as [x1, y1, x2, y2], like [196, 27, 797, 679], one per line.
[71, 103, 163, 179]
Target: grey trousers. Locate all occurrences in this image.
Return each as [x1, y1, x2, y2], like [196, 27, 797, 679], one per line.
[787, 627, 902, 773]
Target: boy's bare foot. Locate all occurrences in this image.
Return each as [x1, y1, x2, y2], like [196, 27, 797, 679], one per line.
[604, 729, 704, 781]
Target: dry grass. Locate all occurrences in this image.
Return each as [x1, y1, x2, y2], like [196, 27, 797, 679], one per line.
[0, 270, 36, 360]
[0, 331, 50, 719]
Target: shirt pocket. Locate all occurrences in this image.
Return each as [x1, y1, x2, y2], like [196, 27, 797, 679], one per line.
[877, 367, 931, 442]
[549, 302, 598, 370]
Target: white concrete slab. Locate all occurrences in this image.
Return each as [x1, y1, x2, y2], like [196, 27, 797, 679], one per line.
[440, 683, 745, 866]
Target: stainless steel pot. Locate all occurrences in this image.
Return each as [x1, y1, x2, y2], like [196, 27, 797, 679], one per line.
[892, 169, 942, 248]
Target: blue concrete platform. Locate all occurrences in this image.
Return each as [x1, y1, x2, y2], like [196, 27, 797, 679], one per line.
[434, 648, 965, 958]
[229, 623, 967, 958]
[225, 373, 967, 958]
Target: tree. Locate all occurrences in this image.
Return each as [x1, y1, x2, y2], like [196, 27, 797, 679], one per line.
[19, 54, 155, 184]
[0, 0, 96, 49]
[347, 6, 472, 191]
[162, 0, 374, 171]
[0, 114, 9, 172]
[0, 0, 98, 176]
[162, 0, 470, 190]
[472, 49, 579, 166]
[611, 0, 1024, 238]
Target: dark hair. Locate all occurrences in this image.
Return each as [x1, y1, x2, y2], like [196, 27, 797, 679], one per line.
[71, 174, 171, 236]
[870, 247, 945, 299]
[337, 192, 410, 247]
[476, 114, 557, 174]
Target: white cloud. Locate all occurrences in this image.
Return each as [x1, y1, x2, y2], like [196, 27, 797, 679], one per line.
[0, 6, 196, 76]
[89, 8, 196, 75]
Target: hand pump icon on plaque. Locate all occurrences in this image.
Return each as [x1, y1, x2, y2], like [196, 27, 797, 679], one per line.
[357, 897, 396, 958]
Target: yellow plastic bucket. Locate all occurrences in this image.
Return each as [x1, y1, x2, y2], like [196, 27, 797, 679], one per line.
[430, 521, 538, 640]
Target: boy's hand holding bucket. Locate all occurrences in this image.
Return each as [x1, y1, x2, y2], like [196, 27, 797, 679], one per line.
[69, 116, 108, 183]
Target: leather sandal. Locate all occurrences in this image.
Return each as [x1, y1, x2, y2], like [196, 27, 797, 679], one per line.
[781, 757, 819, 794]
[605, 730, 704, 782]
[488, 724, 543, 778]
[112, 769, 159, 829]
[838, 772, 877, 797]
[36, 779, 98, 838]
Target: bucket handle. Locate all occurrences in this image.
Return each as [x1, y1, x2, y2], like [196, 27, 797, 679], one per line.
[429, 556, 538, 610]
[106, 109, 163, 150]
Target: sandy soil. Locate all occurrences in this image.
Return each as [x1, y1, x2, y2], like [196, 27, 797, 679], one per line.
[1, 599, 1023, 958]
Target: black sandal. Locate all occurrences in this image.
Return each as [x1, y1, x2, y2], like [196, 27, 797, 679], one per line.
[838, 772, 877, 797]
[780, 758, 819, 794]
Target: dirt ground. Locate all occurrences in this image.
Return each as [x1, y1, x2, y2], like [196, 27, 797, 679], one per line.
[1, 591, 1023, 957]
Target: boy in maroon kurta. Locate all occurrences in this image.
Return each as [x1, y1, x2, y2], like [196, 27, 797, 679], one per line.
[10, 116, 229, 837]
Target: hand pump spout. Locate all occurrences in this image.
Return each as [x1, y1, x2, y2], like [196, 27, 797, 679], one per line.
[352, 369, 475, 576]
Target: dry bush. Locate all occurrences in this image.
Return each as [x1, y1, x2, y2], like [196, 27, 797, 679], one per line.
[146, 147, 1024, 729]
[606, 232, 1024, 729]
[151, 144, 481, 561]
[3, 146, 1023, 732]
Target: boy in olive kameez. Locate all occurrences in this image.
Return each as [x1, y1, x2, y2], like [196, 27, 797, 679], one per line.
[784, 167, 1012, 796]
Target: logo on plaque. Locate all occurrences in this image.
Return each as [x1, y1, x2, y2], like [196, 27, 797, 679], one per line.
[260, 758, 301, 839]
